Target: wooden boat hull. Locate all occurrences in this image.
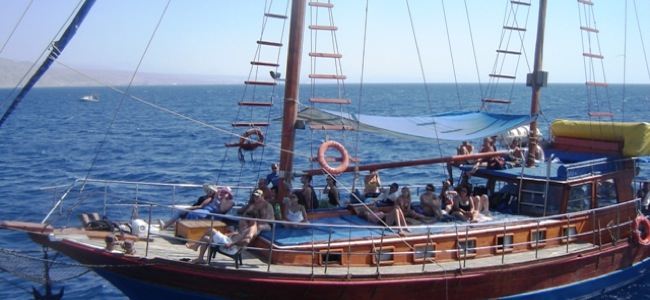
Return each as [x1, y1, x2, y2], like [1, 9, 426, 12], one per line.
[26, 231, 650, 300]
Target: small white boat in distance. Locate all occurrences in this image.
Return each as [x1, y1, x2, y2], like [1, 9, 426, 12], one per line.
[80, 94, 99, 102]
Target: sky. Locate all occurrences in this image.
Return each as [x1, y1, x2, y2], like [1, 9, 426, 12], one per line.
[0, 0, 648, 84]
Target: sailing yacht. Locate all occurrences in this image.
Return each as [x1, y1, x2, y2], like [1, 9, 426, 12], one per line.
[1, 1, 650, 299]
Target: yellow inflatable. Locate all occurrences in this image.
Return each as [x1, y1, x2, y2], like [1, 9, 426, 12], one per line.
[551, 119, 650, 157]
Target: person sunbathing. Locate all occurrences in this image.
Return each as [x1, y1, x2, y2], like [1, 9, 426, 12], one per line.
[186, 212, 258, 264]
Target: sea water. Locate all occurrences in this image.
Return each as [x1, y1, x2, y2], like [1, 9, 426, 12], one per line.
[0, 84, 648, 299]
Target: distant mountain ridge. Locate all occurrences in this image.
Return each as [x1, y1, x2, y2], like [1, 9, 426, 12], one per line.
[0, 58, 242, 88]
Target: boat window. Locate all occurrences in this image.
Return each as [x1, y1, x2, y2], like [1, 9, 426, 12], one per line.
[529, 228, 547, 248]
[413, 243, 436, 263]
[597, 179, 618, 207]
[495, 234, 514, 253]
[319, 249, 343, 266]
[491, 181, 518, 212]
[568, 183, 593, 213]
[456, 238, 477, 259]
[519, 182, 562, 216]
[372, 246, 395, 265]
[562, 225, 578, 243]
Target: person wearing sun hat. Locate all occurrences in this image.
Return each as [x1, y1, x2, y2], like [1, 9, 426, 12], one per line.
[158, 183, 231, 230]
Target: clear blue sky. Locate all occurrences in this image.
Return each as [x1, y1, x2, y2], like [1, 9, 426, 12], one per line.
[0, 0, 648, 83]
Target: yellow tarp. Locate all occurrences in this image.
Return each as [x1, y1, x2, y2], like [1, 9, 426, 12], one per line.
[551, 119, 650, 157]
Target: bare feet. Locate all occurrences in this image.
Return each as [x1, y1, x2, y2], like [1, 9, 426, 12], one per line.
[190, 258, 206, 264]
[185, 242, 200, 251]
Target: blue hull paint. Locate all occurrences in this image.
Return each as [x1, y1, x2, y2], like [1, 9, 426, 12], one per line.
[95, 269, 227, 300]
[502, 257, 650, 300]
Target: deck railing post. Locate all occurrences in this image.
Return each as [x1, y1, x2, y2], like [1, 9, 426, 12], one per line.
[592, 210, 597, 246]
[615, 207, 620, 245]
[455, 223, 462, 271]
[347, 226, 352, 277]
[103, 184, 108, 217]
[145, 204, 153, 257]
[267, 222, 277, 272]
[311, 228, 315, 276]
[534, 220, 540, 259]
[566, 215, 570, 253]
[501, 221, 507, 264]
[171, 185, 177, 217]
[463, 224, 469, 268]
[324, 228, 333, 274]
[598, 219, 603, 250]
[376, 229, 385, 278]
[422, 227, 432, 273]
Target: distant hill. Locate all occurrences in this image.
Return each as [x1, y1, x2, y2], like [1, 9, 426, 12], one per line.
[0, 58, 242, 88]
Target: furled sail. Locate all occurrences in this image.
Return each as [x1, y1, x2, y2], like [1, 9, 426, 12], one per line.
[297, 107, 531, 141]
[0, 0, 96, 128]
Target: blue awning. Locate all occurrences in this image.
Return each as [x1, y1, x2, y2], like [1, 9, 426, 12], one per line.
[297, 107, 532, 141]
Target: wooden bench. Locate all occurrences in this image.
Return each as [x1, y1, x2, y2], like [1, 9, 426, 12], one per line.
[175, 219, 227, 242]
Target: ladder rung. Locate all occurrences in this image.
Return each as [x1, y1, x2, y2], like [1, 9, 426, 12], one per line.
[257, 40, 283, 47]
[489, 74, 517, 80]
[588, 112, 614, 117]
[497, 49, 522, 55]
[232, 122, 270, 127]
[482, 98, 512, 104]
[585, 81, 608, 87]
[582, 53, 604, 59]
[238, 101, 273, 107]
[578, 0, 594, 6]
[264, 13, 287, 19]
[309, 2, 334, 8]
[503, 26, 526, 32]
[309, 52, 343, 58]
[245, 80, 277, 86]
[251, 61, 280, 67]
[309, 98, 351, 104]
[309, 74, 346, 80]
[580, 26, 599, 33]
[309, 124, 354, 131]
[510, 1, 531, 6]
[309, 25, 338, 31]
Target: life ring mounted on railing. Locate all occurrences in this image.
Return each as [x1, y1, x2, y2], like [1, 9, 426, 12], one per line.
[632, 215, 650, 246]
[317, 140, 350, 175]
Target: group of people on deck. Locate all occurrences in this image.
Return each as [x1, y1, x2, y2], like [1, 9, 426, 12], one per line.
[354, 169, 493, 234]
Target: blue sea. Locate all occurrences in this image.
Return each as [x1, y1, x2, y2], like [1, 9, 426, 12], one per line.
[0, 83, 648, 299]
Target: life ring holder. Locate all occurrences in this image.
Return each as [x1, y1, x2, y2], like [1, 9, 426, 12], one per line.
[632, 215, 650, 246]
[238, 128, 265, 151]
[317, 140, 350, 175]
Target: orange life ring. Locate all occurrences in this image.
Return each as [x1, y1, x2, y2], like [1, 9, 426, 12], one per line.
[632, 215, 650, 246]
[317, 140, 350, 175]
[239, 128, 265, 151]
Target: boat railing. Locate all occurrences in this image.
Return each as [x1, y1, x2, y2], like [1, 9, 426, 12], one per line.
[40, 178, 642, 275]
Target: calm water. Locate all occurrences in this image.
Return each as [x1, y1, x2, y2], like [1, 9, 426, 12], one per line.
[0, 84, 648, 299]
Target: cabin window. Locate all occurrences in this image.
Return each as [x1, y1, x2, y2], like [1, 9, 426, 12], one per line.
[456, 238, 477, 259]
[413, 243, 436, 263]
[495, 234, 514, 253]
[597, 179, 618, 207]
[568, 183, 593, 212]
[529, 228, 547, 248]
[372, 246, 395, 265]
[519, 182, 562, 216]
[491, 181, 518, 212]
[562, 225, 578, 243]
[319, 249, 343, 266]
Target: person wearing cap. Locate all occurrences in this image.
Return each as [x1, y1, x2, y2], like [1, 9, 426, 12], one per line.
[266, 163, 280, 193]
[241, 189, 275, 231]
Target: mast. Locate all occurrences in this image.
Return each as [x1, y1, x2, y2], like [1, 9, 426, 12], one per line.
[525, 0, 548, 167]
[278, 0, 307, 199]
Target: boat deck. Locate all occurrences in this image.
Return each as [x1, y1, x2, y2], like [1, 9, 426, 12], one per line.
[56, 228, 598, 277]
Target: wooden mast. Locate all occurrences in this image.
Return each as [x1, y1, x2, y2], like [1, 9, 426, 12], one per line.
[526, 0, 548, 167]
[278, 0, 307, 199]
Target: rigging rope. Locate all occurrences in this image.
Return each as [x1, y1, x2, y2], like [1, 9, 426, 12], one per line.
[440, 0, 462, 108]
[77, 0, 172, 194]
[0, 0, 34, 55]
[404, 0, 433, 114]
[463, 0, 484, 100]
